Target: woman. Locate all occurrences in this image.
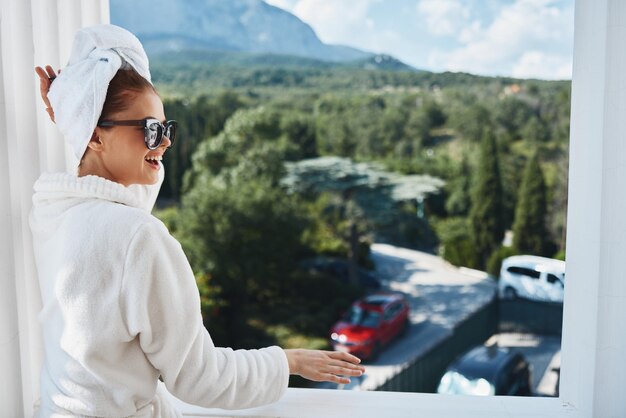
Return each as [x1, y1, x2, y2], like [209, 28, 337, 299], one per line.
[31, 24, 363, 417]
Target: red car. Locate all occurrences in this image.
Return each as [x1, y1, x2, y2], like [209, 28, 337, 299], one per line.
[330, 293, 410, 361]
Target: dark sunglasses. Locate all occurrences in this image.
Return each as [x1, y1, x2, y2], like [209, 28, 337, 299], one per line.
[97, 118, 178, 150]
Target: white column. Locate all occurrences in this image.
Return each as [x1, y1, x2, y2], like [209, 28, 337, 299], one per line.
[560, 0, 626, 416]
[0, 1, 109, 416]
[558, 0, 606, 414]
[592, 0, 626, 415]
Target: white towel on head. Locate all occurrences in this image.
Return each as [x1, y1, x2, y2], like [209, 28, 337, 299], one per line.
[48, 24, 152, 165]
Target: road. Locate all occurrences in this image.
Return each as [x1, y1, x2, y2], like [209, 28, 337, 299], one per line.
[315, 243, 497, 391]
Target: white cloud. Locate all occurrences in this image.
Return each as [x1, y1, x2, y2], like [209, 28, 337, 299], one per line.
[458, 20, 482, 44]
[264, 0, 298, 12]
[430, 0, 574, 79]
[288, 0, 381, 44]
[265, 0, 574, 79]
[416, 0, 471, 37]
[512, 51, 572, 79]
[266, 0, 409, 64]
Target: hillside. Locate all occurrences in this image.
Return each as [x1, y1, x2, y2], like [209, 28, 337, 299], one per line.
[110, 0, 377, 63]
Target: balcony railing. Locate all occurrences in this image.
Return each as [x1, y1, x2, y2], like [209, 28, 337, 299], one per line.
[166, 388, 576, 417]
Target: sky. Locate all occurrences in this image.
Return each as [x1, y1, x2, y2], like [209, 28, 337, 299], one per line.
[263, 0, 574, 80]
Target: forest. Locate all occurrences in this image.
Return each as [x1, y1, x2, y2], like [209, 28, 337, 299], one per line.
[149, 55, 571, 365]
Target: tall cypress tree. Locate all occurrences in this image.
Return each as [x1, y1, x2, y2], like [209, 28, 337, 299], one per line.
[445, 154, 472, 216]
[470, 130, 505, 268]
[513, 152, 548, 255]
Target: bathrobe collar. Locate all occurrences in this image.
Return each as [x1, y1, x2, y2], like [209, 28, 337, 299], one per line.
[32, 166, 163, 213]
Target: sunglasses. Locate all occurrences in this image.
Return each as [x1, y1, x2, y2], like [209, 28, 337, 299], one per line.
[97, 118, 178, 150]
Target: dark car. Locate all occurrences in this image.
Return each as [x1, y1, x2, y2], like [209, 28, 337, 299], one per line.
[329, 293, 410, 361]
[299, 257, 381, 291]
[437, 345, 532, 396]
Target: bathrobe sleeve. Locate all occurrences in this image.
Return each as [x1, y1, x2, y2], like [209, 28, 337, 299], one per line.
[120, 221, 289, 410]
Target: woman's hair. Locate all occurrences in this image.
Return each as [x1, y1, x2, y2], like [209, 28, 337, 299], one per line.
[79, 69, 157, 167]
[98, 68, 157, 123]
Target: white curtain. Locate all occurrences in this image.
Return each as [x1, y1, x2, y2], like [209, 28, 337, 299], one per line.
[0, 1, 109, 415]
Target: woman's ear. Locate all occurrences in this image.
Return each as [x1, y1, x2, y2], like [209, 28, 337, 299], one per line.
[86, 130, 104, 152]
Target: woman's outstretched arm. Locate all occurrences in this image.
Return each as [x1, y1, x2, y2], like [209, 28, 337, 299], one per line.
[121, 220, 363, 410]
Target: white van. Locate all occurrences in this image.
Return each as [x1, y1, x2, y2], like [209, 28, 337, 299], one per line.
[499, 255, 565, 302]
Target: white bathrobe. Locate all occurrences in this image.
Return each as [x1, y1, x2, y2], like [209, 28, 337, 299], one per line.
[28, 166, 289, 417]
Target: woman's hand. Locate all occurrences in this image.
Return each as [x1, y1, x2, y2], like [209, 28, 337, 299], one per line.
[34, 65, 60, 123]
[284, 349, 365, 385]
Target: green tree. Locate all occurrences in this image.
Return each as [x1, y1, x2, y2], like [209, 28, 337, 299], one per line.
[401, 108, 431, 151]
[378, 106, 409, 157]
[512, 152, 549, 255]
[283, 157, 444, 281]
[470, 131, 506, 268]
[547, 152, 568, 255]
[183, 107, 283, 192]
[494, 97, 535, 142]
[421, 99, 447, 128]
[486, 245, 518, 277]
[161, 92, 246, 201]
[180, 175, 306, 347]
[280, 112, 318, 160]
[434, 217, 479, 268]
[282, 157, 376, 286]
[445, 155, 472, 216]
[450, 103, 492, 143]
[521, 116, 550, 143]
[178, 107, 309, 347]
[498, 146, 527, 228]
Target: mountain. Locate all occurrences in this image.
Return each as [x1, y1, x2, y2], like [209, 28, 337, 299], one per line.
[148, 49, 417, 73]
[350, 55, 416, 72]
[109, 0, 375, 63]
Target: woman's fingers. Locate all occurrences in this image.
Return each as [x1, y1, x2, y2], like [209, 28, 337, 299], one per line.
[327, 359, 365, 371]
[309, 353, 365, 383]
[284, 348, 366, 384]
[35, 66, 50, 87]
[35, 65, 57, 123]
[35, 66, 51, 98]
[36, 75, 52, 107]
[34, 66, 47, 78]
[324, 351, 365, 375]
[44, 65, 58, 80]
[323, 373, 351, 385]
[327, 350, 362, 364]
[325, 364, 364, 377]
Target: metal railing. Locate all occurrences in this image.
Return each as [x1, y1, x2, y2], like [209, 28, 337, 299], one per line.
[376, 297, 499, 392]
[499, 299, 563, 336]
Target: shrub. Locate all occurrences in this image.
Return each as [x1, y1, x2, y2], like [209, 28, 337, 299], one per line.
[553, 249, 566, 261]
[434, 217, 479, 268]
[486, 245, 518, 278]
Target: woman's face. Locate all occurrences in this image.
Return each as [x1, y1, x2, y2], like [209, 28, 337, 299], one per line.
[92, 89, 171, 187]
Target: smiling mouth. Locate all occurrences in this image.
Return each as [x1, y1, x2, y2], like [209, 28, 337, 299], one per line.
[145, 159, 159, 167]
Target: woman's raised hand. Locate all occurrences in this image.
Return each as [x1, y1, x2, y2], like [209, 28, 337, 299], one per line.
[34, 65, 60, 123]
[284, 349, 365, 385]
